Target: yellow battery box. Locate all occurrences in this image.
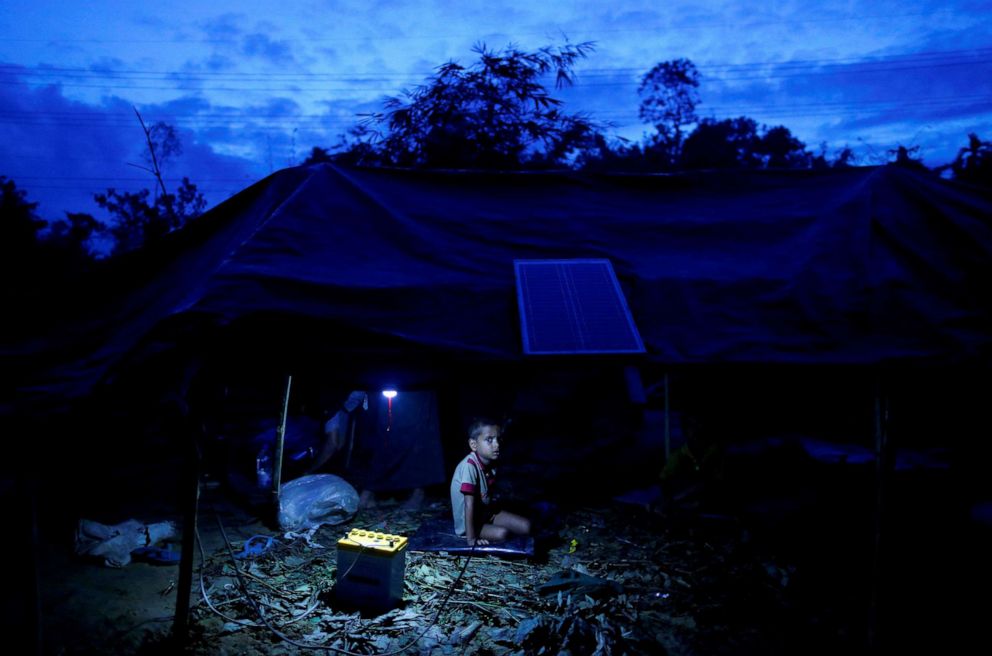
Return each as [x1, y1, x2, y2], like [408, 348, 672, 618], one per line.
[336, 529, 408, 610]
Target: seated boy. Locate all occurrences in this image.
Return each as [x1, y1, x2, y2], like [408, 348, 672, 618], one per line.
[450, 418, 531, 545]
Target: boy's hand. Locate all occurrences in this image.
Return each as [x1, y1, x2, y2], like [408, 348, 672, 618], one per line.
[467, 537, 489, 546]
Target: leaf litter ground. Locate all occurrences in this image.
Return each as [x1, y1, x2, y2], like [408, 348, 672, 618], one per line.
[91, 495, 860, 655]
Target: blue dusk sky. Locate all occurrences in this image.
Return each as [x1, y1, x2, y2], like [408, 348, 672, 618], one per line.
[1, 0, 990, 221]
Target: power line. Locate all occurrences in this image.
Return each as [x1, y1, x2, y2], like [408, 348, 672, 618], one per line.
[6, 47, 987, 77]
[589, 47, 992, 75]
[2, 94, 988, 130]
[6, 45, 989, 77]
[2, 47, 990, 92]
[8, 175, 254, 182]
[0, 7, 968, 44]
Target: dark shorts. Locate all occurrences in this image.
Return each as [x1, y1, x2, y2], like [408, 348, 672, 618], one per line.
[476, 503, 501, 529]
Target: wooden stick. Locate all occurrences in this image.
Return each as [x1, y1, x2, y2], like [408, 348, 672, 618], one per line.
[345, 412, 357, 469]
[663, 372, 671, 460]
[272, 375, 293, 508]
[133, 107, 169, 198]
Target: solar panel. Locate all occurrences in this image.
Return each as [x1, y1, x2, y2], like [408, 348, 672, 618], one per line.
[514, 259, 646, 355]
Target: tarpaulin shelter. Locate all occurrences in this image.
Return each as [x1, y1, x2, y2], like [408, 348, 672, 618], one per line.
[7, 162, 991, 649]
[10, 162, 992, 417]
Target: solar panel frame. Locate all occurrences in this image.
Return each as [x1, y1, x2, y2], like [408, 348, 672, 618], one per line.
[514, 259, 646, 355]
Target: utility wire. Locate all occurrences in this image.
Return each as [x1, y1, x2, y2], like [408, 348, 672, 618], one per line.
[0, 7, 970, 45]
[2, 48, 989, 90]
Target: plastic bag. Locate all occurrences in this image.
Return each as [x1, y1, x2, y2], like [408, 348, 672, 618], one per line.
[278, 474, 359, 531]
[75, 518, 177, 567]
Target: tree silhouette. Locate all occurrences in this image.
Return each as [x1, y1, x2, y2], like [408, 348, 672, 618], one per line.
[578, 134, 654, 172]
[888, 145, 929, 172]
[0, 179, 103, 338]
[760, 125, 810, 168]
[302, 146, 334, 165]
[680, 118, 811, 170]
[96, 177, 205, 254]
[96, 113, 207, 254]
[0, 177, 46, 337]
[131, 108, 182, 198]
[46, 211, 104, 263]
[1, 176, 104, 269]
[681, 117, 761, 169]
[638, 58, 701, 168]
[361, 41, 599, 169]
[949, 133, 992, 186]
[0, 175, 46, 260]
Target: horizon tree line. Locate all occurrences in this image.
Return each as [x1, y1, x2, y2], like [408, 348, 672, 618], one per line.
[3, 41, 990, 270]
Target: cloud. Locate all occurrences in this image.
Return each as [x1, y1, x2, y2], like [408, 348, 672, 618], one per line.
[0, 66, 258, 223]
[180, 53, 237, 76]
[241, 33, 297, 67]
[772, 49, 991, 159]
[3, 0, 990, 195]
[200, 13, 245, 42]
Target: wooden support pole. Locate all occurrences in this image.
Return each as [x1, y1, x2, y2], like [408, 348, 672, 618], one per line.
[271, 375, 293, 510]
[171, 357, 204, 646]
[21, 464, 43, 656]
[868, 377, 890, 651]
[14, 412, 44, 656]
[172, 428, 200, 644]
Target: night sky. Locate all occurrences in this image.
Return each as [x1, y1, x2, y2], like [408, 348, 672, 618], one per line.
[1, 0, 990, 221]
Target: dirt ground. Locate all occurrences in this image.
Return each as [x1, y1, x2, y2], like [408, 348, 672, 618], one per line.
[19, 447, 987, 656]
[33, 501, 758, 655]
[28, 490, 840, 654]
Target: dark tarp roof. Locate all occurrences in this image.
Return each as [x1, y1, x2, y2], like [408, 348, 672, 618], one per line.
[11, 163, 992, 412]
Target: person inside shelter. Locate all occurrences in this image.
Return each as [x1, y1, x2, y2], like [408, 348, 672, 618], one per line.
[347, 388, 447, 511]
[450, 417, 531, 545]
[223, 388, 366, 496]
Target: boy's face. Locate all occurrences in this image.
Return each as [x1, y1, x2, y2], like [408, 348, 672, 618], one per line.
[470, 424, 501, 466]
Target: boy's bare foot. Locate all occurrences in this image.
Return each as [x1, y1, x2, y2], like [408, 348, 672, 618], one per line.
[400, 487, 425, 511]
[358, 490, 377, 509]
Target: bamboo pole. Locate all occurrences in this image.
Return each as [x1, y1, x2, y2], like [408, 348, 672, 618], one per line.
[345, 414, 358, 469]
[272, 375, 293, 508]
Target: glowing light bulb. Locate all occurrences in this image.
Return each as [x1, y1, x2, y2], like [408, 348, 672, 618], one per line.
[382, 390, 397, 431]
